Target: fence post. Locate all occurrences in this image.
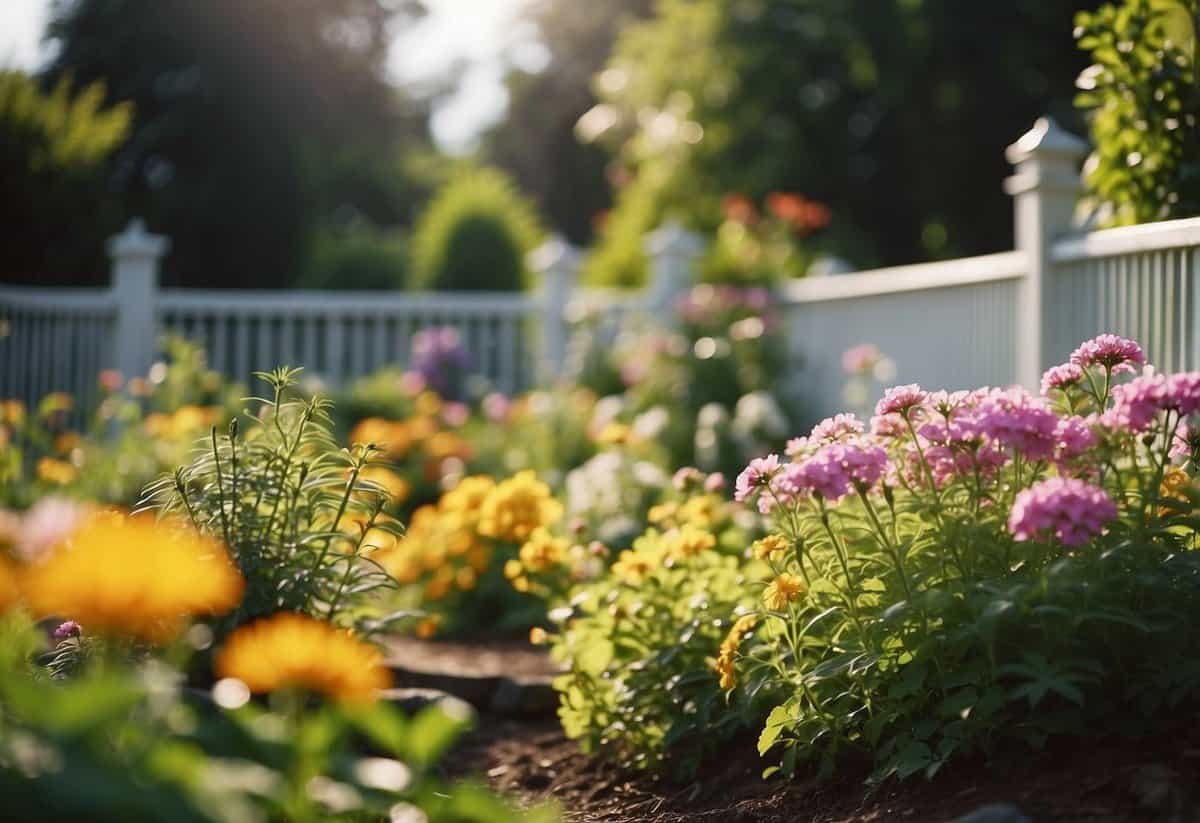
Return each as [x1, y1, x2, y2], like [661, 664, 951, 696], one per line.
[645, 221, 704, 316]
[1003, 116, 1087, 389]
[107, 218, 169, 382]
[531, 234, 581, 381]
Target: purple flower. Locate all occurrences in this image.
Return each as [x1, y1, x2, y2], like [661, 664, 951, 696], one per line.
[411, 326, 472, 400]
[1070, 334, 1146, 374]
[53, 621, 82, 640]
[1040, 362, 1085, 396]
[775, 440, 889, 504]
[1008, 477, 1118, 547]
[875, 384, 928, 418]
[1055, 416, 1098, 465]
[734, 454, 781, 502]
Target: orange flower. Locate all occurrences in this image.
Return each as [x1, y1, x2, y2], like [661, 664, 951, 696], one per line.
[216, 613, 390, 702]
[22, 513, 244, 641]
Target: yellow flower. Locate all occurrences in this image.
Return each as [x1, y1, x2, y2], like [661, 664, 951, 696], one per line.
[478, 470, 562, 542]
[595, 422, 632, 446]
[427, 431, 470, 460]
[529, 626, 548, 645]
[1161, 466, 1193, 504]
[415, 616, 440, 639]
[763, 573, 806, 611]
[415, 391, 442, 417]
[53, 432, 81, 455]
[359, 466, 411, 504]
[752, 534, 788, 561]
[0, 400, 25, 426]
[455, 566, 477, 591]
[678, 495, 721, 529]
[0, 558, 18, 614]
[647, 502, 678, 525]
[22, 514, 244, 641]
[715, 614, 757, 690]
[216, 613, 390, 702]
[518, 527, 568, 573]
[665, 524, 716, 558]
[36, 458, 77, 486]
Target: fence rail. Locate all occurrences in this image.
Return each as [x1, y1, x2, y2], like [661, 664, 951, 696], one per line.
[7, 116, 1200, 426]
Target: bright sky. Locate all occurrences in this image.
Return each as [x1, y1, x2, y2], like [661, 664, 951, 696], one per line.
[0, 0, 534, 151]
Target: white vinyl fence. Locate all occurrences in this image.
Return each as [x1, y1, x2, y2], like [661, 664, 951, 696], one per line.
[6, 116, 1200, 423]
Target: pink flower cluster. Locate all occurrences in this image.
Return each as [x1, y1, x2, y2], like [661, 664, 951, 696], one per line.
[788, 413, 865, 457]
[970, 387, 1059, 461]
[1007, 477, 1117, 546]
[875, 384, 928, 418]
[774, 439, 888, 505]
[1040, 362, 1084, 396]
[735, 454, 781, 503]
[1102, 372, 1200, 432]
[1070, 334, 1145, 373]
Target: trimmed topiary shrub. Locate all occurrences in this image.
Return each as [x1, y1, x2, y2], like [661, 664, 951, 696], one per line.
[299, 227, 410, 291]
[411, 166, 543, 292]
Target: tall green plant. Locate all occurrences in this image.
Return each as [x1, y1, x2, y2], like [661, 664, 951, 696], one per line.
[411, 167, 543, 291]
[1076, 0, 1200, 224]
[143, 368, 402, 635]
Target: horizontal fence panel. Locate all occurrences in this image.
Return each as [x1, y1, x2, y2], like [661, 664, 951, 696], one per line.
[1048, 246, 1198, 374]
[0, 286, 117, 426]
[156, 289, 541, 394]
[782, 268, 1022, 422]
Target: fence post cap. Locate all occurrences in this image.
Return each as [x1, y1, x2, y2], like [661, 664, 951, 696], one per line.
[1005, 117, 1088, 166]
[644, 220, 705, 257]
[529, 234, 581, 273]
[107, 218, 171, 260]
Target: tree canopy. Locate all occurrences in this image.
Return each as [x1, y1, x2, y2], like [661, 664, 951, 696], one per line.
[40, 0, 433, 287]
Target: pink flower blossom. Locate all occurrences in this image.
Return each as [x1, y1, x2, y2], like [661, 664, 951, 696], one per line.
[1007, 477, 1118, 546]
[53, 621, 82, 640]
[1054, 416, 1098, 466]
[842, 344, 881, 375]
[1070, 334, 1146, 374]
[441, 402, 470, 428]
[673, 467, 703, 491]
[704, 472, 726, 493]
[875, 384, 928, 418]
[972, 387, 1059, 460]
[785, 436, 810, 458]
[809, 413, 865, 444]
[1040, 362, 1085, 396]
[735, 454, 781, 502]
[482, 392, 511, 422]
[775, 440, 889, 504]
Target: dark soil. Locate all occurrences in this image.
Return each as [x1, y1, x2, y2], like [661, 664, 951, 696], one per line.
[455, 718, 1200, 822]
[400, 636, 1200, 822]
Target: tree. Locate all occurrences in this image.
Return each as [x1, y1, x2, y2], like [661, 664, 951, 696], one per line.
[583, 0, 1104, 286]
[0, 71, 131, 285]
[483, 0, 653, 245]
[42, 0, 432, 287]
[1075, 0, 1199, 225]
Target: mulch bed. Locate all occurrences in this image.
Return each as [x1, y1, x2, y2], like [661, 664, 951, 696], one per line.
[393, 637, 1200, 822]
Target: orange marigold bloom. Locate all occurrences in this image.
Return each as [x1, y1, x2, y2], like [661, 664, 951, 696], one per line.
[22, 514, 244, 641]
[216, 613, 390, 702]
[752, 534, 788, 561]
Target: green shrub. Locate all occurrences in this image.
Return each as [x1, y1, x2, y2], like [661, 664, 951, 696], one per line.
[411, 167, 543, 291]
[1075, 0, 1200, 225]
[300, 227, 410, 291]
